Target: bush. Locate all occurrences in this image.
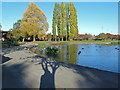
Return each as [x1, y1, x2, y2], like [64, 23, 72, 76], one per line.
[45, 46, 58, 57]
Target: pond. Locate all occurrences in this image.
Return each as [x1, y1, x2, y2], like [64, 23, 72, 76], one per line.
[36, 44, 119, 73]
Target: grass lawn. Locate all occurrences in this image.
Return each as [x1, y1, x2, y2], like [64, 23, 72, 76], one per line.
[1, 40, 119, 48]
[29, 40, 120, 44]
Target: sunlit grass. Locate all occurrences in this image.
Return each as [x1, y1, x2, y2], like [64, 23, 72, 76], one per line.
[29, 40, 120, 45]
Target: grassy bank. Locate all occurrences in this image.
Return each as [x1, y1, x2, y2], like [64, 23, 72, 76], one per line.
[2, 40, 119, 48]
[29, 40, 120, 45]
[111, 41, 120, 45]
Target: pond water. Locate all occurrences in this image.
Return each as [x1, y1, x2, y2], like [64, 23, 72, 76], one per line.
[37, 44, 119, 73]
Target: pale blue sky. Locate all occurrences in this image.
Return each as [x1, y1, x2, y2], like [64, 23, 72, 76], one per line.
[1, 2, 118, 35]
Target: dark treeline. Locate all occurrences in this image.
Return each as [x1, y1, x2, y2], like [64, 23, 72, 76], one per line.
[77, 33, 120, 40]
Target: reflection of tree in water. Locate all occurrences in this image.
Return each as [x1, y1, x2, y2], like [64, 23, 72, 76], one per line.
[58, 45, 65, 62]
[69, 44, 77, 64]
[58, 44, 77, 64]
[39, 57, 59, 89]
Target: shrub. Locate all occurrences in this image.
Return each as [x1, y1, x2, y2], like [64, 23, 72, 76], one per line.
[45, 46, 58, 57]
[111, 42, 120, 45]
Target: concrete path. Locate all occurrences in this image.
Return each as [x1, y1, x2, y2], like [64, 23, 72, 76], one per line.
[2, 47, 118, 89]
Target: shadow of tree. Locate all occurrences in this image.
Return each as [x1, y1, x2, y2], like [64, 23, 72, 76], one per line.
[2, 54, 118, 89]
[39, 57, 59, 89]
[1, 55, 12, 63]
[2, 63, 29, 88]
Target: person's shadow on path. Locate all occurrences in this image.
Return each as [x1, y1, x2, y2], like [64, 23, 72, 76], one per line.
[39, 57, 59, 90]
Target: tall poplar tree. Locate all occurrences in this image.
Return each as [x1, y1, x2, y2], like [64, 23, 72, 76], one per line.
[70, 2, 78, 40]
[57, 4, 62, 41]
[52, 2, 78, 41]
[52, 3, 57, 41]
[65, 3, 69, 41]
[60, 5, 65, 41]
[57, 15, 61, 41]
[21, 2, 48, 41]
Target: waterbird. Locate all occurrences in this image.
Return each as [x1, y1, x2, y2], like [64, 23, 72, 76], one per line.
[115, 48, 119, 50]
[82, 48, 84, 50]
[78, 51, 81, 55]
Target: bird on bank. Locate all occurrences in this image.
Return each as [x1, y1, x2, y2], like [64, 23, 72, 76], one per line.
[78, 51, 81, 55]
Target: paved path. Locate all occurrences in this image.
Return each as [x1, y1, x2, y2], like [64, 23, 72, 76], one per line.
[2, 47, 118, 89]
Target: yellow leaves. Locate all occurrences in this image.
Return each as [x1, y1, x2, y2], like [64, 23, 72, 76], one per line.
[20, 2, 49, 39]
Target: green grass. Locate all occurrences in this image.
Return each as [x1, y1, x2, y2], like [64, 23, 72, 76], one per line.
[30, 40, 119, 45]
[60, 42, 69, 45]
[111, 41, 120, 45]
[2, 40, 119, 48]
[38, 43, 47, 48]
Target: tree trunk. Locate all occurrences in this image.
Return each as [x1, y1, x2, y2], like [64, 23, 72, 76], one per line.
[49, 38, 51, 41]
[66, 35, 67, 41]
[62, 37, 63, 41]
[58, 38, 60, 41]
[33, 36, 36, 41]
[55, 37, 56, 41]
[22, 38, 25, 42]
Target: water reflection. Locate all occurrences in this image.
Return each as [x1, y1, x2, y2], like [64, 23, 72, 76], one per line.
[57, 44, 119, 73]
[36, 44, 119, 73]
[58, 44, 78, 64]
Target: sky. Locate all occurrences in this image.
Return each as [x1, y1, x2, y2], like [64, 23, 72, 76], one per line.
[1, 2, 118, 35]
